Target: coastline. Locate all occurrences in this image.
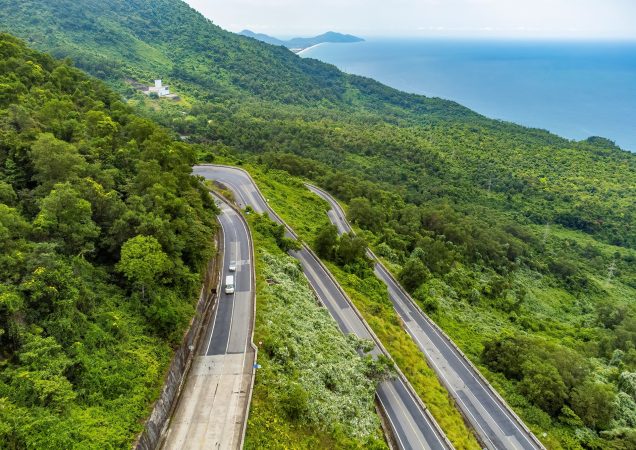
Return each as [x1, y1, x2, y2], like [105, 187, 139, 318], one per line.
[291, 38, 635, 151]
[295, 42, 325, 55]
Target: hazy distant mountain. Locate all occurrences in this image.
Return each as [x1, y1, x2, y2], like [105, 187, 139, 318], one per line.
[239, 30, 286, 46]
[240, 30, 364, 51]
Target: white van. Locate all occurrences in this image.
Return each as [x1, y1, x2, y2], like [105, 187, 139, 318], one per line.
[225, 275, 235, 295]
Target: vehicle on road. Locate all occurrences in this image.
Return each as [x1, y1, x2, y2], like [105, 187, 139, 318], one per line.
[225, 275, 235, 294]
[195, 166, 454, 450]
[229, 260, 237, 271]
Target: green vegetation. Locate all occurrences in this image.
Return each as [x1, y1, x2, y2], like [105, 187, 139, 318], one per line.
[1, 1, 636, 448]
[323, 264, 482, 450]
[248, 165, 636, 449]
[245, 211, 388, 449]
[248, 167, 481, 450]
[0, 34, 216, 447]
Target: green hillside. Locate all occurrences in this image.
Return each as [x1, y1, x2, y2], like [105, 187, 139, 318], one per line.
[0, 0, 631, 248]
[0, 0, 482, 118]
[0, 33, 217, 447]
[1, 0, 635, 448]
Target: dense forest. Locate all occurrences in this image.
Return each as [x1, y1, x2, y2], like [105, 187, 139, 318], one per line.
[0, 34, 217, 447]
[250, 164, 636, 450]
[0, 0, 635, 449]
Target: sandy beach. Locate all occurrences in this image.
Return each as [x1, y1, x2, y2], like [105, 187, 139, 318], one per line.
[295, 42, 325, 55]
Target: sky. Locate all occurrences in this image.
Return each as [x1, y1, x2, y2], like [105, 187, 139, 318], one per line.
[184, 0, 636, 39]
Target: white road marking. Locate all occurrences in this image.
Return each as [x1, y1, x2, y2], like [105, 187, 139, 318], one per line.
[378, 389, 409, 450]
[300, 252, 370, 339]
[224, 231, 237, 355]
[316, 183, 536, 449]
[205, 210, 229, 355]
[385, 382, 434, 450]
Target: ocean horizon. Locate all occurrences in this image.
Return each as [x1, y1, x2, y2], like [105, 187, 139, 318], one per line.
[302, 38, 636, 152]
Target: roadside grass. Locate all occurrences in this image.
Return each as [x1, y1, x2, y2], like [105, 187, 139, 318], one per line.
[249, 165, 331, 237]
[247, 166, 482, 450]
[244, 208, 388, 449]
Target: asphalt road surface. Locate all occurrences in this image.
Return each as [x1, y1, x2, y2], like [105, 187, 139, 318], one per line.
[203, 199, 253, 358]
[306, 183, 545, 450]
[194, 165, 452, 450]
[162, 196, 255, 450]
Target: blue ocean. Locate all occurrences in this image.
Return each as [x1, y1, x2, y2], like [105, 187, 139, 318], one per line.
[302, 39, 636, 151]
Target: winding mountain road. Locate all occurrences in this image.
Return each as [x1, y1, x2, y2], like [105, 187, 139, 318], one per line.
[194, 165, 452, 450]
[306, 183, 546, 450]
[162, 195, 255, 450]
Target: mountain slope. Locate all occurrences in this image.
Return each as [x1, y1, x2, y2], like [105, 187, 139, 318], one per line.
[0, 32, 402, 449]
[0, 0, 478, 119]
[1, 1, 636, 448]
[0, 32, 217, 447]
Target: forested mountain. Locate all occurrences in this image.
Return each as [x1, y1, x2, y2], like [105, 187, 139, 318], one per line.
[240, 30, 364, 50]
[0, 0, 476, 118]
[239, 30, 287, 46]
[0, 0, 631, 249]
[0, 0, 635, 449]
[0, 33, 216, 447]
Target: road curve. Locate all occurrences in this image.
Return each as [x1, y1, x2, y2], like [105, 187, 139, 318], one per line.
[162, 195, 255, 450]
[194, 165, 453, 450]
[306, 183, 546, 450]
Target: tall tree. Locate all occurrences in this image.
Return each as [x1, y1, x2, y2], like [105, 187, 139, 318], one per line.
[30, 133, 86, 191]
[315, 224, 338, 260]
[33, 183, 99, 255]
[116, 235, 170, 299]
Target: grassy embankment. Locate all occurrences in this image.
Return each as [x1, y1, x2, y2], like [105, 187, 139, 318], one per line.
[245, 164, 636, 450]
[240, 203, 388, 449]
[247, 165, 482, 450]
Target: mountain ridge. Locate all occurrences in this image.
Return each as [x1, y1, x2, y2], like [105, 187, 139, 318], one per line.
[239, 29, 364, 51]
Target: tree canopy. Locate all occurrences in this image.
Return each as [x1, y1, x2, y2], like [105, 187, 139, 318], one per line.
[0, 34, 217, 448]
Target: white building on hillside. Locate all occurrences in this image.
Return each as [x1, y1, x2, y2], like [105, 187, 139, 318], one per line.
[147, 79, 170, 97]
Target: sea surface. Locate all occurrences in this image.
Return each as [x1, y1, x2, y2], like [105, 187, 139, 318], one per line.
[302, 39, 636, 151]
